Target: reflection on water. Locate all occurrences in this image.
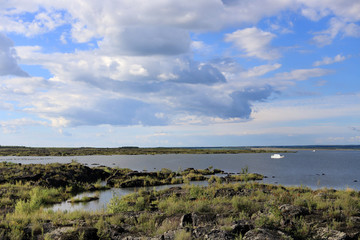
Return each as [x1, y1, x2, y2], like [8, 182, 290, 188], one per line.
[51, 188, 134, 212]
[51, 182, 208, 212]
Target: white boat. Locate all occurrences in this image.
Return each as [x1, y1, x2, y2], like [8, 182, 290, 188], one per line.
[271, 154, 284, 159]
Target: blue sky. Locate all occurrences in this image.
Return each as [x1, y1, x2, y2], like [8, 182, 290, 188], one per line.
[0, 0, 359, 147]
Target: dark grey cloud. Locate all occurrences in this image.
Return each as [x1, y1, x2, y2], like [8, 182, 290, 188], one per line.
[171, 85, 273, 119]
[221, 0, 239, 6]
[174, 62, 226, 85]
[72, 59, 227, 94]
[55, 59, 274, 126]
[63, 98, 168, 127]
[57, 84, 273, 127]
[101, 26, 191, 56]
[12, 47, 275, 127]
[0, 33, 29, 77]
[227, 86, 273, 118]
[350, 127, 360, 132]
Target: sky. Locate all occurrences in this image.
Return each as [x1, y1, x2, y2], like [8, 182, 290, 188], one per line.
[0, 0, 359, 147]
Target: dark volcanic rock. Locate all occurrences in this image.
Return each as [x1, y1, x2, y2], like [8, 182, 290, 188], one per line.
[231, 219, 253, 236]
[159, 187, 186, 198]
[12, 173, 43, 182]
[214, 187, 251, 197]
[77, 227, 99, 240]
[279, 204, 309, 218]
[45, 227, 99, 240]
[118, 179, 155, 188]
[214, 188, 236, 198]
[126, 171, 158, 178]
[108, 225, 126, 239]
[313, 227, 347, 240]
[179, 212, 216, 228]
[180, 213, 193, 227]
[160, 230, 176, 240]
[204, 229, 233, 240]
[243, 228, 292, 240]
[193, 226, 212, 239]
[44, 177, 69, 188]
[0, 162, 110, 188]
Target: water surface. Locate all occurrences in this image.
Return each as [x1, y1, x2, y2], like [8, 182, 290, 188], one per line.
[1, 150, 359, 190]
[2, 150, 360, 211]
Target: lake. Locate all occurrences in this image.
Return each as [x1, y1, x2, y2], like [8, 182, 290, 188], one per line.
[1, 150, 359, 189]
[1, 150, 359, 211]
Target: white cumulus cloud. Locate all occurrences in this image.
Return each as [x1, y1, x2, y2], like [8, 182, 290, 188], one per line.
[312, 17, 360, 46]
[225, 27, 280, 60]
[313, 54, 347, 66]
[273, 68, 333, 81]
[240, 63, 282, 78]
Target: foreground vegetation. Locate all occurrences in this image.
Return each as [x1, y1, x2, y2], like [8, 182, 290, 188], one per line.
[0, 162, 359, 239]
[0, 146, 287, 156]
[2, 182, 360, 239]
[104, 183, 360, 239]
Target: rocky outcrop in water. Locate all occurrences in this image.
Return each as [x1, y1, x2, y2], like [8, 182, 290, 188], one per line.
[0, 162, 110, 188]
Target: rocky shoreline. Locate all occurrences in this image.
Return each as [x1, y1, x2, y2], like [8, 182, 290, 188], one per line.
[0, 161, 261, 189]
[0, 162, 359, 239]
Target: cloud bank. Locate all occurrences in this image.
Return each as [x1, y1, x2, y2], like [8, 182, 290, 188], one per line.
[0, 0, 359, 133]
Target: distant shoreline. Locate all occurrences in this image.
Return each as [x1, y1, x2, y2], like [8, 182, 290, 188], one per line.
[252, 145, 360, 151]
[0, 146, 289, 157]
[0, 145, 358, 157]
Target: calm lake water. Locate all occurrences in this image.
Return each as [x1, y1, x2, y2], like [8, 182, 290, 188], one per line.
[1, 150, 359, 211]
